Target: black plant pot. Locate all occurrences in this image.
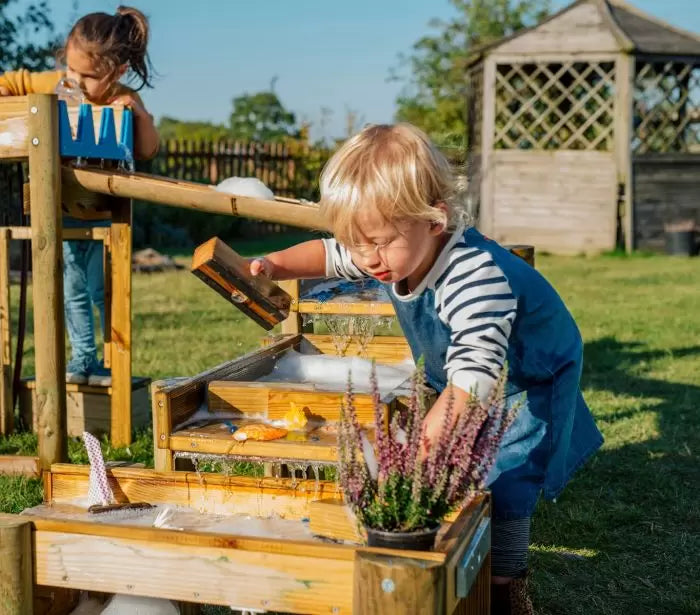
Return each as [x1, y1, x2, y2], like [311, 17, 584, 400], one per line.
[365, 525, 440, 551]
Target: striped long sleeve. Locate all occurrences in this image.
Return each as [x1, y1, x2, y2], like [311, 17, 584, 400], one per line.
[322, 238, 367, 280]
[435, 243, 517, 401]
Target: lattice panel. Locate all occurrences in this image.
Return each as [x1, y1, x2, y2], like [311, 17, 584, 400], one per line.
[634, 61, 700, 154]
[494, 61, 615, 151]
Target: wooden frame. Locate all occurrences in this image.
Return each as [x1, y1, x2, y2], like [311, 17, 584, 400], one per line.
[152, 333, 415, 471]
[0, 463, 491, 614]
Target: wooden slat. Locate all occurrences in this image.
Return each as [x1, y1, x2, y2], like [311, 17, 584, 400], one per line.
[48, 463, 342, 519]
[168, 429, 341, 463]
[309, 499, 363, 544]
[109, 197, 132, 446]
[0, 455, 41, 478]
[207, 382, 386, 425]
[28, 93, 67, 468]
[297, 301, 395, 316]
[33, 529, 356, 614]
[0, 228, 12, 434]
[302, 334, 412, 364]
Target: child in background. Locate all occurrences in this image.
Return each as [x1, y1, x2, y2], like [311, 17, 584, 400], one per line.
[250, 124, 603, 615]
[0, 6, 159, 385]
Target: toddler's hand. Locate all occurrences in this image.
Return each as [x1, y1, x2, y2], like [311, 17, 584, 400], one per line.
[250, 257, 274, 278]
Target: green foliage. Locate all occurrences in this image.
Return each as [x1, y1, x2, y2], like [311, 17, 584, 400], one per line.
[393, 0, 551, 147]
[0, 0, 60, 71]
[157, 117, 230, 142]
[229, 91, 299, 142]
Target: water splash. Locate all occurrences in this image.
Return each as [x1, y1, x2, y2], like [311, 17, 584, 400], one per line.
[118, 143, 135, 173]
[55, 77, 84, 105]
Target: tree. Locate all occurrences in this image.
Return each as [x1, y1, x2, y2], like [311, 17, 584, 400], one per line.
[393, 0, 551, 148]
[157, 117, 230, 142]
[229, 91, 298, 142]
[0, 0, 61, 71]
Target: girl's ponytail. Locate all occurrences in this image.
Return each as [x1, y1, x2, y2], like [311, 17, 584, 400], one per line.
[115, 6, 152, 89]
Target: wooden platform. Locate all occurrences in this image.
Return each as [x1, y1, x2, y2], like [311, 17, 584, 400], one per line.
[0, 463, 491, 614]
[19, 376, 150, 438]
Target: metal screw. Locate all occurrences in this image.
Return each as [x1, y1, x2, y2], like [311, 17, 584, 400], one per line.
[30, 106, 38, 114]
[158, 400, 164, 407]
[331, 608, 340, 614]
[381, 578, 395, 593]
[159, 434, 166, 441]
[31, 137, 39, 146]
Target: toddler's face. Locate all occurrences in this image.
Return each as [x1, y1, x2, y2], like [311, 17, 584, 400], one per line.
[65, 44, 118, 104]
[344, 207, 444, 287]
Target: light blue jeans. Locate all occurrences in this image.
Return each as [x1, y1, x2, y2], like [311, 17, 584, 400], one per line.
[62, 218, 109, 373]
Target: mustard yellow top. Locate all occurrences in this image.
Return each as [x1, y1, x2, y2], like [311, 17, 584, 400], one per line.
[0, 69, 142, 104]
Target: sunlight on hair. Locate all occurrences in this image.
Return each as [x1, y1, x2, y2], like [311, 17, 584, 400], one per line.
[319, 123, 468, 246]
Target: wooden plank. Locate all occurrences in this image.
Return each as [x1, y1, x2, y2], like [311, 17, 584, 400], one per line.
[207, 382, 387, 425]
[0, 228, 12, 434]
[27, 93, 67, 469]
[0, 514, 33, 615]
[297, 300, 395, 316]
[301, 334, 412, 364]
[48, 463, 343, 519]
[353, 550, 446, 615]
[109, 197, 132, 446]
[168, 430, 341, 463]
[33, 529, 356, 614]
[5, 226, 110, 241]
[309, 499, 363, 544]
[0, 455, 41, 478]
[62, 166, 323, 230]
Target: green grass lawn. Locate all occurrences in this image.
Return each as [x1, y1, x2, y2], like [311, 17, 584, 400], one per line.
[1, 248, 699, 614]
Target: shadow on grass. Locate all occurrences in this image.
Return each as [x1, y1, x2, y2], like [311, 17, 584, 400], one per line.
[531, 337, 700, 615]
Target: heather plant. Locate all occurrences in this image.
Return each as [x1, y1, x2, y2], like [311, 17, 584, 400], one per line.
[339, 361, 517, 533]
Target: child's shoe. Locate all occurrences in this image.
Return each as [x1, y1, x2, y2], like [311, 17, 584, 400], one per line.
[87, 362, 112, 387]
[66, 360, 89, 385]
[491, 573, 534, 615]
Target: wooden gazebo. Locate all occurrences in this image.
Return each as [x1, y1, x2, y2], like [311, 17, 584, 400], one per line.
[466, 0, 700, 253]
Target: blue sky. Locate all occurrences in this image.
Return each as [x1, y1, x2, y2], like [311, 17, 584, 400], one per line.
[24, 0, 700, 140]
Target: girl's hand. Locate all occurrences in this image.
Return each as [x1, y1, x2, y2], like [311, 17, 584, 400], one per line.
[108, 93, 148, 117]
[250, 257, 275, 278]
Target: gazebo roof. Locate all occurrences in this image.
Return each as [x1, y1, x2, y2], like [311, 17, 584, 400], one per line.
[466, 0, 700, 66]
[609, 0, 700, 56]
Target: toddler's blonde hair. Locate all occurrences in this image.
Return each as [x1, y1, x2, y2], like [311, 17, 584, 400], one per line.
[320, 123, 463, 246]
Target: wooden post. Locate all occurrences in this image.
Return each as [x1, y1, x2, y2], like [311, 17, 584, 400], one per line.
[615, 53, 635, 253]
[479, 58, 496, 238]
[353, 550, 446, 615]
[27, 93, 67, 467]
[151, 384, 173, 472]
[109, 197, 132, 446]
[0, 514, 33, 615]
[0, 229, 12, 434]
[279, 279, 301, 334]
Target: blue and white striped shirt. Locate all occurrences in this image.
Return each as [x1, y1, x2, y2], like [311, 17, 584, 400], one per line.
[322, 229, 517, 400]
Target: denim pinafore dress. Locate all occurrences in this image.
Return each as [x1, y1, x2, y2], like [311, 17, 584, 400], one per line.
[390, 228, 603, 520]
